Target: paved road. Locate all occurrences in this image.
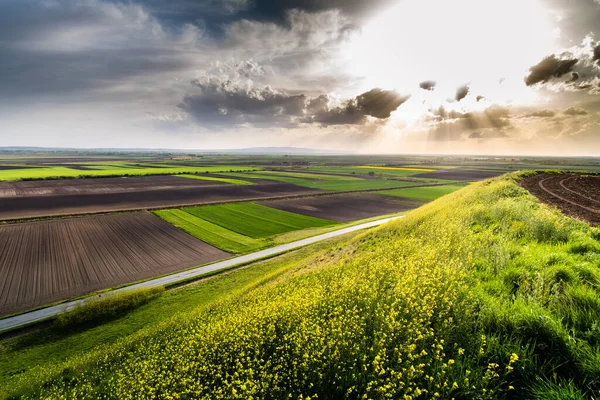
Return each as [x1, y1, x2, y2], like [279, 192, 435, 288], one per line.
[0, 216, 402, 333]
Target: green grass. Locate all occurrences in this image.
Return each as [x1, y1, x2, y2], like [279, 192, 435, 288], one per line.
[183, 202, 337, 238]
[4, 172, 600, 398]
[174, 174, 253, 185]
[379, 184, 466, 200]
[0, 165, 260, 181]
[153, 209, 267, 253]
[53, 288, 164, 329]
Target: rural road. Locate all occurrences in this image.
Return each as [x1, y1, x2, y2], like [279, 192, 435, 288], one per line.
[0, 216, 403, 333]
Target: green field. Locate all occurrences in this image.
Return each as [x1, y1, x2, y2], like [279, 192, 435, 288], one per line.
[5, 172, 600, 398]
[222, 170, 419, 191]
[183, 202, 337, 238]
[175, 174, 253, 185]
[153, 209, 267, 253]
[307, 165, 438, 178]
[379, 184, 466, 200]
[0, 164, 260, 181]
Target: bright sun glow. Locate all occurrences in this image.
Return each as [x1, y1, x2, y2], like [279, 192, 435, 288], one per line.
[343, 0, 556, 109]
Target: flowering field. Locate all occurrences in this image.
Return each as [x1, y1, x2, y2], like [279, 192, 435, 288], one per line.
[4, 172, 600, 399]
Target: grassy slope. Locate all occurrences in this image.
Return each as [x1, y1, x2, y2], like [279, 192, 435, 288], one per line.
[5, 172, 600, 399]
[183, 202, 337, 238]
[379, 184, 466, 200]
[153, 209, 267, 253]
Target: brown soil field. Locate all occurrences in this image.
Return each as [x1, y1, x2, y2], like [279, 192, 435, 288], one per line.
[0, 176, 320, 220]
[0, 212, 230, 316]
[520, 173, 600, 226]
[259, 193, 426, 222]
[414, 169, 505, 181]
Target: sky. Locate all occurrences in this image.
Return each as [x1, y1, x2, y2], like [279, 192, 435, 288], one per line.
[0, 0, 599, 155]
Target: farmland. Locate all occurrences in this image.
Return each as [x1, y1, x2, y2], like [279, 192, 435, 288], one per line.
[154, 209, 268, 253]
[0, 212, 229, 316]
[520, 172, 600, 225]
[0, 176, 320, 220]
[0, 162, 260, 181]
[3, 172, 600, 399]
[220, 170, 422, 190]
[260, 193, 425, 222]
[181, 202, 337, 238]
[379, 184, 466, 201]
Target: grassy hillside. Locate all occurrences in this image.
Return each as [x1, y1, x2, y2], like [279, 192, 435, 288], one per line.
[4, 172, 600, 399]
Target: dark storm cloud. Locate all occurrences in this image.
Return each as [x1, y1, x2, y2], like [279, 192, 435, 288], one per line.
[524, 110, 556, 118]
[455, 84, 469, 101]
[307, 89, 409, 125]
[419, 81, 436, 91]
[564, 107, 588, 116]
[239, 0, 393, 24]
[594, 42, 600, 65]
[0, 0, 201, 98]
[525, 55, 579, 86]
[180, 78, 408, 127]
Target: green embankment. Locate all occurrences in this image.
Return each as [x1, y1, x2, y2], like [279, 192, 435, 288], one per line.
[183, 202, 337, 238]
[153, 209, 267, 253]
[380, 184, 466, 200]
[3, 172, 600, 399]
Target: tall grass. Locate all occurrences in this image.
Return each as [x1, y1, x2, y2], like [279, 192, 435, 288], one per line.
[53, 287, 165, 329]
[6, 172, 600, 399]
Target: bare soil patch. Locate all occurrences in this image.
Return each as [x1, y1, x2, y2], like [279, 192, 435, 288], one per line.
[0, 212, 230, 316]
[0, 176, 320, 220]
[414, 169, 504, 181]
[520, 173, 600, 226]
[259, 193, 425, 222]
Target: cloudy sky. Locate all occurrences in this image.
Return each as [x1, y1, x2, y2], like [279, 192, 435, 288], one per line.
[1, 0, 600, 155]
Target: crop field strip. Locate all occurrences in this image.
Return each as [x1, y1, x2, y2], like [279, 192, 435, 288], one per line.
[154, 209, 267, 253]
[378, 184, 466, 201]
[0, 163, 261, 181]
[182, 202, 337, 238]
[175, 174, 253, 185]
[520, 173, 600, 225]
[0, 212, 230, 316]
[259, 193, 426, 222]
[0, 177, 322, 220]
[220, 171, 420, 191]
[413, 168, 506, 181]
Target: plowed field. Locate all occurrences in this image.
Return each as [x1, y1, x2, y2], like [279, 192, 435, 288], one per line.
[259, 193, 425, 222]
[0, 212, 229, 316]
[0, 176, 320, 220]
[520, 173, 600, 225]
